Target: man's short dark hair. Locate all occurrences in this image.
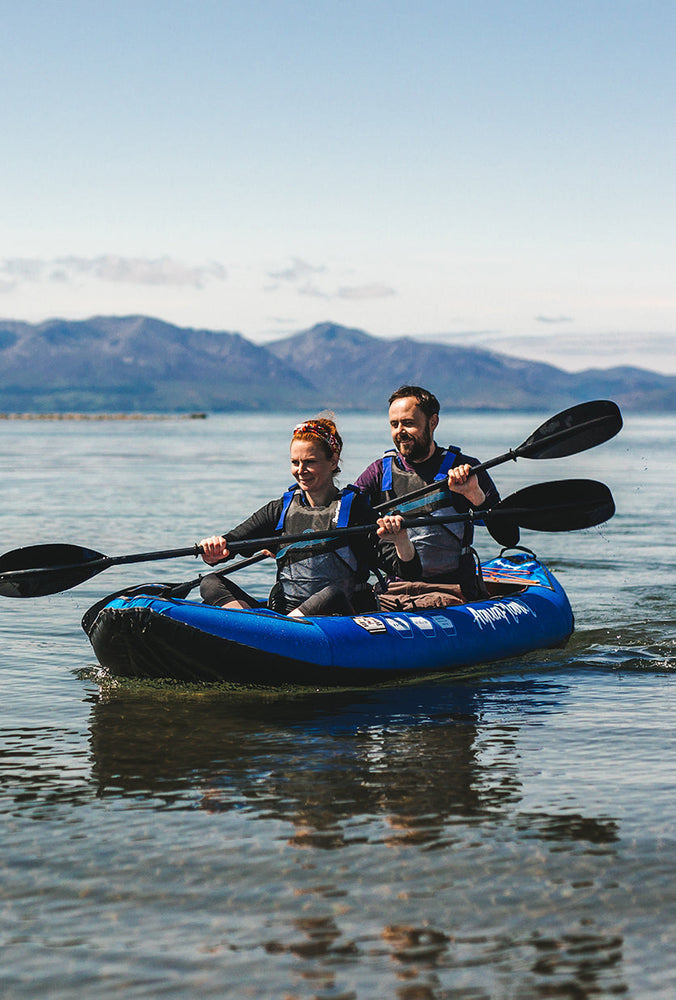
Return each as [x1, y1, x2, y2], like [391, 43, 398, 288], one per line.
[388, 385, 440, 419]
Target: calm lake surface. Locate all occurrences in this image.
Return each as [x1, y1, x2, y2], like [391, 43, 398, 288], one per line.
[1, 410, 675, 999]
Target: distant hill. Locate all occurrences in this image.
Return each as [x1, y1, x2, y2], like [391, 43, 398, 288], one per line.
[0, 315, 674, 413]
[268, 323, 574, 410]
[0, 315, 318, 412]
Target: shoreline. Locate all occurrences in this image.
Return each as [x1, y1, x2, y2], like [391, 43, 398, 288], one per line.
[0, 412, 208, 421]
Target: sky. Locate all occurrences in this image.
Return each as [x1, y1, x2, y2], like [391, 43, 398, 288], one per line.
[2, 0, 675, 373]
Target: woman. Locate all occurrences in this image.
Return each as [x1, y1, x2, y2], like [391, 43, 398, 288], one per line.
[199, 416, 420, 616]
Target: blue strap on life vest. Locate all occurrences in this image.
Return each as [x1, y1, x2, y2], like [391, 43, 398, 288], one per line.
[382, 446, 460, 490]
[435, 447, 459, 480]
[335, 486, 356, 527]
[276, 484, 300, 530]
[381, 449, 397, 491]
[275, 484, 357, 532]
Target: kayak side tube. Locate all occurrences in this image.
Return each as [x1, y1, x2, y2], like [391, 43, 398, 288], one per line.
[84, 555, 574, 686]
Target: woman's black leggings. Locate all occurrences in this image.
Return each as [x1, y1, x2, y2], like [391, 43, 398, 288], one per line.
[199, 572, 260, 608]
[199, 572, 354, 616]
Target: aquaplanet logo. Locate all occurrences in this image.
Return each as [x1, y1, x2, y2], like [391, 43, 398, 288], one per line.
[467, 599, 535, 630]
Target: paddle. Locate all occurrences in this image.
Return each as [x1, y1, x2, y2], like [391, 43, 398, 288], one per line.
[77, 551, 273, 634]
[0, 480, 614, 598]
[373, 399, 623, 516]
[486, 479, 615, 533]
[0, 547, 270, 600]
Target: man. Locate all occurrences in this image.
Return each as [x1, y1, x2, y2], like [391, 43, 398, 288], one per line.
[355, 385, 500, 603]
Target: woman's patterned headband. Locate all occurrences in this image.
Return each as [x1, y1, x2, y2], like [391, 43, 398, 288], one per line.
[292, 420, 341, 454]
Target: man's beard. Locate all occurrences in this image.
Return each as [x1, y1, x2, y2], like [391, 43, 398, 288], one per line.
[395, 423, 433, 463]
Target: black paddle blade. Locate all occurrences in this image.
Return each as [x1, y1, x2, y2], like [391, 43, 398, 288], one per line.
[517, 400, 623, 460]
[0, 543, 107, 598]
[486, 518, 520, 548]
[491, 479, 615, 533]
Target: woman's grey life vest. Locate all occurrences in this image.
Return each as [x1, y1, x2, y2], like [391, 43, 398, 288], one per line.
[381, 447, 470, 579]
[274, 485, 366, 604]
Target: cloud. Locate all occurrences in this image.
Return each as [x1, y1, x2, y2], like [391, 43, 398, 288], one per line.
[0, 258, 46, 286]
[0, 255, 226, 290]
[336, 284, 396, 300]
[268, 257, 326, 282]
[297, 282, 330, 300]
[294, 281, 396, 302]
[266, 258, 396, 302]
[535, 314, 574, 324]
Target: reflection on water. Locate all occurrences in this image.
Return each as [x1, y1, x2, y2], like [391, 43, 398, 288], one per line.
[1, 677, 636, 998]
[89, 684, 518, 846]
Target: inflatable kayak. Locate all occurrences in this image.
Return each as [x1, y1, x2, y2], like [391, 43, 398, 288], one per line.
[82, 550, 574, 687]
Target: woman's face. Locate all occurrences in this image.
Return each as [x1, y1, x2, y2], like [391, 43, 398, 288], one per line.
[290, 438, 338, 496]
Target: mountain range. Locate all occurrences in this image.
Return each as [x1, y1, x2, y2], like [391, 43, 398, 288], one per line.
[0, 315, 673, 413]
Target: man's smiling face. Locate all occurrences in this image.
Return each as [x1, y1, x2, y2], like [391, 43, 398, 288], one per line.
[388, 396, 438, 463]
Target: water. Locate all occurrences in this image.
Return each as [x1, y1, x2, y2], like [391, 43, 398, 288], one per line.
[1, 411, 675, 999]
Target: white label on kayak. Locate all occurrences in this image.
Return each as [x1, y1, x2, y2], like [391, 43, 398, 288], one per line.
[430, 615, 457, 636]
[384, 616, 414, 637]
[409, 615, 436, 637]
[353, 615, 388, 634]
[467, 598, 536, 630]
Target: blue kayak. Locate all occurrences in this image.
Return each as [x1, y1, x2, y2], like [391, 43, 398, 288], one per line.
[82, 551, 573, 687]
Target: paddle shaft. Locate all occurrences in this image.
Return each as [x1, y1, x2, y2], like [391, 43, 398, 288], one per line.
[0, 480, 614, 597]
[373, 452, 510, 514]
[209, 492, 610, 558]
[163, 550, 272, 598]
[55, 544, 200, 576]
[0, 545, 278, 582]
[374, 407, 621, 514]
[0, 514, 475, 581]
[224, 511, 477, 555]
